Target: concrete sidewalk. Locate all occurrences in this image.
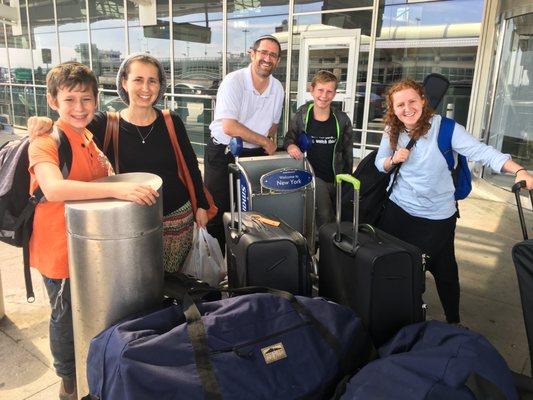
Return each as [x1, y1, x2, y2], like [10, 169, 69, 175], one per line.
[0, 131, 531, 398]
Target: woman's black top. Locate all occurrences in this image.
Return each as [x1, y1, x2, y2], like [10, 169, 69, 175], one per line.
[87, 109, 208, 215]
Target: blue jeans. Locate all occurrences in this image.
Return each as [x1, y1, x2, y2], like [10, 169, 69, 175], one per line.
[43, 276, 75, 379]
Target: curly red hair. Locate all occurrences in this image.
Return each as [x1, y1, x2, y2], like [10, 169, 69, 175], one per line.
[383, 79, 434, 150]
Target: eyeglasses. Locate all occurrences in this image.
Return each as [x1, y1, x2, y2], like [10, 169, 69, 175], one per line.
[254, 49, 280, 60]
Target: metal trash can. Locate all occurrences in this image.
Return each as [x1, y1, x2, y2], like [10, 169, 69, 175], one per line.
[65, 172, 164, 398]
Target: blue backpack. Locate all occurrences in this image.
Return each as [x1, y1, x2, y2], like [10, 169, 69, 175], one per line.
[438, 116, 472, 200]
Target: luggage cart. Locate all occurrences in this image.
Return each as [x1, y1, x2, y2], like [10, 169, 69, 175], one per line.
[229, 136, 316, 253]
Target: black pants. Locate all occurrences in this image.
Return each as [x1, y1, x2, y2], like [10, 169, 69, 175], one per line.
[204, 138, 266, 253]
[378, 200, 461, 323]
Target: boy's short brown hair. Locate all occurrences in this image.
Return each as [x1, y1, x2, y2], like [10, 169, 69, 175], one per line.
[311, 70, 338, 90]
[46, 62, 98, 99]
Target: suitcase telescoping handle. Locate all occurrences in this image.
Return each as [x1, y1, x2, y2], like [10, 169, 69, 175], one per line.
[228, 163, 243, 236]
[512, 180, 533, 240]
[335, 174, 360, 254]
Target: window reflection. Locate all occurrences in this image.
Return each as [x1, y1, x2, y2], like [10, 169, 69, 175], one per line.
[0, 36, 8, 84]
[485, 13, 533, 188]
[35, 86, 55, 118]
[295, 0, 373, 14]
[227, 1, 289, 85]
[89, 1, 125, 89]
[57, 0, 89, 64]
[28, 1, 59, 84]
[171, 1, 223, 155]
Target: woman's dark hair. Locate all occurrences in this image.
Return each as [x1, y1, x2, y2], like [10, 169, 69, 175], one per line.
[383, 79, 434, 150]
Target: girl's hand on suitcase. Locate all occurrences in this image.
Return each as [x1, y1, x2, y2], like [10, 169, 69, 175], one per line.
[195, 208, 208, 228]
[392, 148, 411, 165]
[287, 144, 303, 160]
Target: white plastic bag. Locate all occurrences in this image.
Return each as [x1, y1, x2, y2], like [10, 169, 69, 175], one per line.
[181, 225, 225, 287]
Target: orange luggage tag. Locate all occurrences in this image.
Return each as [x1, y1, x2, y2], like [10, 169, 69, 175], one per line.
[250, 214, 280, 227]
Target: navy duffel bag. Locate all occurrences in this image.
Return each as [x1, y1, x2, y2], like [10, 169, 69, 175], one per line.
[87, 287, 371, 400]
[338, 320, 518, 400]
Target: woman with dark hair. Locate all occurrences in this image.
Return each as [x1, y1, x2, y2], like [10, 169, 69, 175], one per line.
[375, 79, 532, 325]
[29, 53, 213, 273]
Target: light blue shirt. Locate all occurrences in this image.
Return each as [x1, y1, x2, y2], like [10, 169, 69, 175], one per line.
[375, 115, 510, 219]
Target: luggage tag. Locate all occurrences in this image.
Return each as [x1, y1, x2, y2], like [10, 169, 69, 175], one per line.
[250, 214, 280, 227]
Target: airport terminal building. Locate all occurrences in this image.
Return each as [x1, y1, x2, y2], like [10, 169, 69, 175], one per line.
[0, 0, 531, 190]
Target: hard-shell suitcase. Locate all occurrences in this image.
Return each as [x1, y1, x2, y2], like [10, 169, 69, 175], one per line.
[511, 181, 533, 375]
[319, 174, 426, 346]
[223, 164, 313, 296]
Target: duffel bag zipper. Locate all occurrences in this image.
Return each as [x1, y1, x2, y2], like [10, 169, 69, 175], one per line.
[210, 321, 312, 358]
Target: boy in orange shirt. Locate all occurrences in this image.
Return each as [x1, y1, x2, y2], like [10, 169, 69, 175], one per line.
[28, 62, 158, 399]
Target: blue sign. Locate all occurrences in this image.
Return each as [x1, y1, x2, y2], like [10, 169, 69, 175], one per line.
[239, 172, 249, 211]
[260, 169, 313, 192]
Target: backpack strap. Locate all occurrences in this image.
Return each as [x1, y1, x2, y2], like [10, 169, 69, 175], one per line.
[437, 116, 456, 171]
[22, 129, 72, 302]
[387, 137, 417, 197]
[103, 111, 120, 173]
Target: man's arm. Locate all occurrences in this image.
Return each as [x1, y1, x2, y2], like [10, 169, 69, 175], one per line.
[222, 119, 276, 155]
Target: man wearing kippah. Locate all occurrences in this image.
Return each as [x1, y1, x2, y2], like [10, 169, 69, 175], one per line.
[205, 35, 284, 252]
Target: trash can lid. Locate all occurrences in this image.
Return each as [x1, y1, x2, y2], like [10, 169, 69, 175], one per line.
[65, 173, 163, 238]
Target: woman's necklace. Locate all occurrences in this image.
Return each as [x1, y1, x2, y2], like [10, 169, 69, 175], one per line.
[135, 123, 155, 144]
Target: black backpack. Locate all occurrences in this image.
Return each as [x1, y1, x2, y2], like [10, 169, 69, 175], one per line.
[0, 130, 72, 301]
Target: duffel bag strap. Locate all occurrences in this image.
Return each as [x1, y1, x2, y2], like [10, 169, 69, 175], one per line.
[182, 294, 223, 400]
[185, 285, 345, 356]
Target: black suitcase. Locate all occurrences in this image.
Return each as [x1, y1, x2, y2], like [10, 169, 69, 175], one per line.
[319, 174, 426, 346]
[511, 181, 533, 376]
[223, 164, 313, 296]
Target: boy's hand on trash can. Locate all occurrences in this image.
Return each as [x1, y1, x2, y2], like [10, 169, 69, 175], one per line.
[113, 183, 159, 205]
[287, 144, 303, 160]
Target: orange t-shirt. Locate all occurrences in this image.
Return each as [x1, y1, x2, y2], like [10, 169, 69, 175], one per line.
[28, 121, 112, 279]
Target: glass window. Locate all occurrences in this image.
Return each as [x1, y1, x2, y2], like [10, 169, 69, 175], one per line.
[365, 0, 484, 138]
[11, 86, 35, 126]
[1, 25, 10, 83]
[99, 90, 126, 114]
[35, 86, 56, 118]
[290, 11, 373, 133]
[57, 0, 89, 65]
[227, 0, 289, 85]
[89, 1, 126, 90]
[6, 2, 33, 83]
[295, 0, 372, 14]
[484, 13, 533, 188]
[171, 1, 223, 155]
[28, 2, 60, 84]
[5, 2, 36, 125]
[127, 3, 170, 74]
[0, 84, 12, 119]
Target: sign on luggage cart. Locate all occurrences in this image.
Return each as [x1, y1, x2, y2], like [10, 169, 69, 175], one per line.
[260, 168, 313, 192]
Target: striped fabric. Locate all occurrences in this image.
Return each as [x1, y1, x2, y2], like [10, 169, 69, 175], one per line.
[162, 201, 194, 273]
